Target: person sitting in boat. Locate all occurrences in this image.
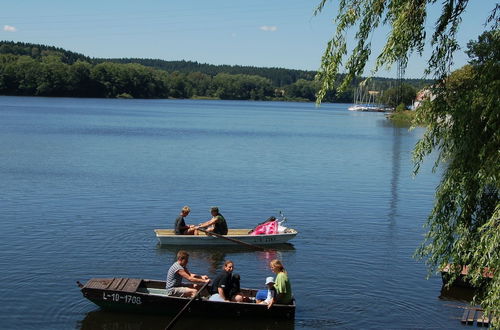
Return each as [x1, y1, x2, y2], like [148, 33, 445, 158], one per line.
[229, 273, 242, 299]
[255, 276, 277, 309]
[165, 250, 210, 297]
[269, 259, 293, 305]
[209, 260, 243, 302]
[174, 205, 196, 235]
[196, 206, 228, 235]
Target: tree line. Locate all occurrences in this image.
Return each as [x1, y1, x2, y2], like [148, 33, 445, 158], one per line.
[100, 58, 317, 87]
[0, 41, 429, 103]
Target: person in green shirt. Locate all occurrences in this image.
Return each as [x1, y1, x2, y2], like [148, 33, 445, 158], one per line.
[269, 259, 293, 306]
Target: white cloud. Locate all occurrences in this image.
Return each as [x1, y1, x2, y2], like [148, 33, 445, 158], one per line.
[259, 25, 277, 32]
[4, 25, 17, 32]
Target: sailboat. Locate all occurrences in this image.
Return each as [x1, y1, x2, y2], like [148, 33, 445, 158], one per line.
[348, 85, 386, 112]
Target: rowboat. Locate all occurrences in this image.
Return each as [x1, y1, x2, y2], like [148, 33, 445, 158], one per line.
[154, 228, 298, 246]
[77, 277, 295, 319]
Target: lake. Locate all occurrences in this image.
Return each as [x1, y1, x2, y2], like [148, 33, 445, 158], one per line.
[0, 96, 467, 329]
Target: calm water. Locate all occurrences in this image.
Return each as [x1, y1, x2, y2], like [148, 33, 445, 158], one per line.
[0, 96, 468, 329]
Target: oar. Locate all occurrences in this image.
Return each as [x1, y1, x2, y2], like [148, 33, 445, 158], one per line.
[197, 227, 266, 251]
[165, 281, 209, 330]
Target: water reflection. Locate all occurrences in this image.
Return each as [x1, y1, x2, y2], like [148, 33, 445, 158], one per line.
[376, 118, 403, 224]
[155, 244, 296, 274]
[388, 126, 402, 224]
[78, 310, 295, 330]
[439, 284, 476, 302]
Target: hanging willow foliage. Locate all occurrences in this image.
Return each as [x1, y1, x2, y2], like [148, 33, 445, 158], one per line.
[314, 0, 490, 101]
[314, 1, 499, 325]
[413, 30, 499, 324]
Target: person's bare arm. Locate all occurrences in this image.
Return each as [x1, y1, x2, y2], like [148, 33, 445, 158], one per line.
[198, 217, 217, 228]
[268, 291, 280, 309]
[178, 269, 209, 283]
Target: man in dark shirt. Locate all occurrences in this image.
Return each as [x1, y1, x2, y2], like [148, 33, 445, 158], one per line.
[174, 206, 196, 235]
[209, 260, 243, 302]
[197, 206, 228, 235]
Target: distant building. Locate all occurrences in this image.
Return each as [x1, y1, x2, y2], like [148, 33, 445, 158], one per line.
[274, 88, 285, 97]
[412, 88, 434, 110]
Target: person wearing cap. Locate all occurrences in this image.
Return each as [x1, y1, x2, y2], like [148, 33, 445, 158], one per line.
[196, 206, 228, 235]
[255, 276, 277, 309]
[174, 206, 196, 235]
[209, 260, 243, 302]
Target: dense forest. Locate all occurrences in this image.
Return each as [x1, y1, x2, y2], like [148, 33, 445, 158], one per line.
[0, 41, 431, 103]
[99, 58, 317, 87]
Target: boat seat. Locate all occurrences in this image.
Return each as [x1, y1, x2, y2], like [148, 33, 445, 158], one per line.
[145, 288, 169, 296]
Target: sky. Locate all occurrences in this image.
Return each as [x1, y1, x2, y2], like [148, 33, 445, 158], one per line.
[1, 0, 497, 78]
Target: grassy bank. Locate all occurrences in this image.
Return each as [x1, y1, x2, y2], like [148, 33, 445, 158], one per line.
[387, 110, 427, 127]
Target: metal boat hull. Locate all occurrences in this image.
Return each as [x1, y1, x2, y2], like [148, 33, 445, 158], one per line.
[79, 278, 295, 319]
[154, 229, 298, 246]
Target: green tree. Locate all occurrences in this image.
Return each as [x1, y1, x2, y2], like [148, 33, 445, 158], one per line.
[90, 62, 120, 97]
[166, 71, 189, 98]
[380, 83, 416, 108]
[90, 62, 168, 98]
[413, 31, 499, 321]
[13, 55, 43, 95]
[284, 79, 320, 101]
[67, 60, 94, 97]
[37, 55, 71, 96]
[314, 1, 499, 323]
[185, 72, 212, 97]
[0, 54, 20, 94]
[212, 73, 273, 100]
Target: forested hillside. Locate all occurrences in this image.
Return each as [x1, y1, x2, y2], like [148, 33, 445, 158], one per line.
[99, 58, 317, 87]
[0, 41, 431, 102]
[0, 41, 91, 64]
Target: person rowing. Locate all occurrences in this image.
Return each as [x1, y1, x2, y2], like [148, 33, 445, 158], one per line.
[165, 250, 210, 297]
[195, 206, 228, 235]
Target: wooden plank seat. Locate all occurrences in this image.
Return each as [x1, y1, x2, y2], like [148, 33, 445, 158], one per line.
[85, 278, 114, 290]
[85, 278, 141, 293]
[145, 288, 169, 296]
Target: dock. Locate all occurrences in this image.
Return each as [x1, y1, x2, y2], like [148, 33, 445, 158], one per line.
[460, 307, 495, 327]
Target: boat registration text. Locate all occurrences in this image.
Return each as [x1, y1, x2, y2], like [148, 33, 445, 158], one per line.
[103, 292, 142, 304]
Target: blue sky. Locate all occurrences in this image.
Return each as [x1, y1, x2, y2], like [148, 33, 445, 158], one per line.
[1, 0, 496, 78]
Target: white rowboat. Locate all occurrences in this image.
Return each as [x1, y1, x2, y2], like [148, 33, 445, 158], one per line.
[154, 228, 298, 246]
